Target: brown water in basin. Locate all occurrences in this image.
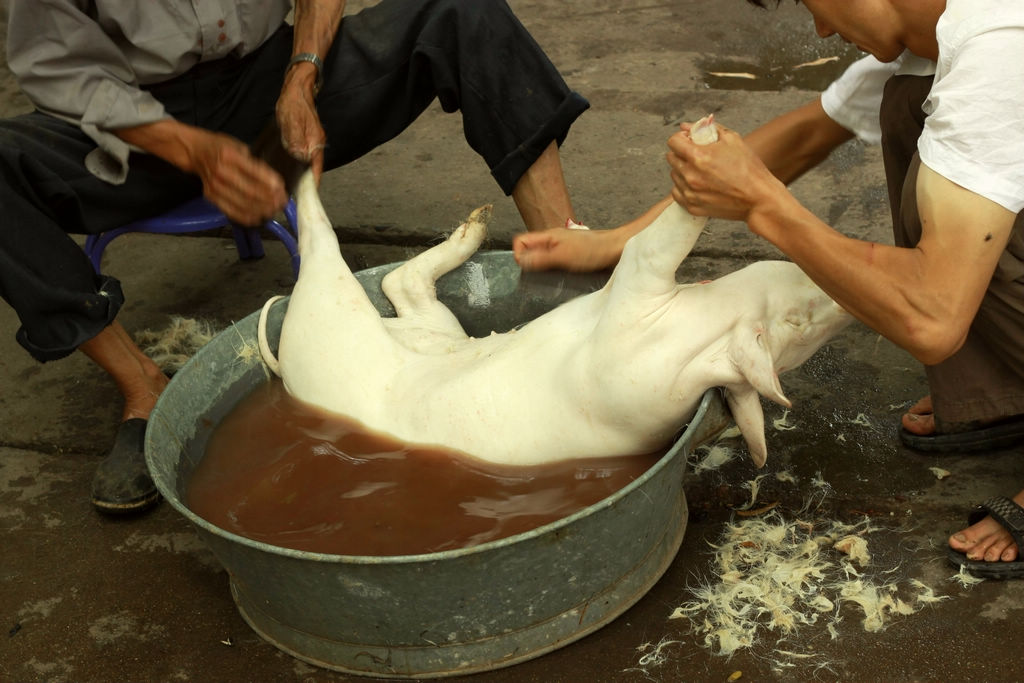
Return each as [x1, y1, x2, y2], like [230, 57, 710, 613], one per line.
[187, 379, 661, 556]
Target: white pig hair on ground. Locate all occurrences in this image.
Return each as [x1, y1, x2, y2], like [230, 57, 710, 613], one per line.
[669, 506, 951, 674]
[672, 413, 972, 674]
[621, 636, 690, 682]
[690, 426, 742, 475]
[135, 316, 220, 373]
[631, 459, 980, 676]
[135, 316, 270, 376]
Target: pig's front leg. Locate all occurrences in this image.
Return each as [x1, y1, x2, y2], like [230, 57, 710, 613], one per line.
[615, 202, 708, 297]
[611, 116, 719, 297]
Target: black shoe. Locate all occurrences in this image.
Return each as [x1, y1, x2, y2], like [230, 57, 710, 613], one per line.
[91, 418, 161, 514]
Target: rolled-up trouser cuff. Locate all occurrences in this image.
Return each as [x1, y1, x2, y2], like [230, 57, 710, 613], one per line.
[15, 276, 125, 363]
[491, 91, 590, 196]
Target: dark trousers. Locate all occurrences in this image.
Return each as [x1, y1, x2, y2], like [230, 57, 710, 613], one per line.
[0, 0, 589, 362]
[880, 75, 1024, 424]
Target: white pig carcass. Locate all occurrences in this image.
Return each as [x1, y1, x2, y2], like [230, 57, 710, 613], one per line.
[258, 118, 852, 467]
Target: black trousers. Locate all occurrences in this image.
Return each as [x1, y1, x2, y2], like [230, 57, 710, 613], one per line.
[0, 0, 589, 362]
[880, 75, 1024, 424]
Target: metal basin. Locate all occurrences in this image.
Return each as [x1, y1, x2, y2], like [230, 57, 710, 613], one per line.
[146, 251, 730, 678]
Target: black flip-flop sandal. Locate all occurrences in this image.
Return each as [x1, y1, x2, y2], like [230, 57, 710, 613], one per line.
[899, 414, 1024, 453]
[947, 496, 1024, 579]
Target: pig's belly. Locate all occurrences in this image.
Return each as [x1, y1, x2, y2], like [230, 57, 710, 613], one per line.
[283, 286, 678, 464]
[360, 334, 675, 465]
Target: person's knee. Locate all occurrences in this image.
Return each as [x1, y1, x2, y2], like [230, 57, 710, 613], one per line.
[423, 0, 517, 30]
[428, 0, 507, 13]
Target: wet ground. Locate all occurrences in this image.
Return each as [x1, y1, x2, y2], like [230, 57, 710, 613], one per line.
[3, 1, 1024, 682]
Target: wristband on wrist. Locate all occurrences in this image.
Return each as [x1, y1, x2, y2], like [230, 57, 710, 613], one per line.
[288, 52, 324, 96]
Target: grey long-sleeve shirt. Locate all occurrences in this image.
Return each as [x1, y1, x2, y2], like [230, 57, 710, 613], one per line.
[6, 0, 292, 183]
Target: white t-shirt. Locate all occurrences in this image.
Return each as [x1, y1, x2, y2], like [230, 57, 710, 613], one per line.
[822, 0, 1024, 213]
[920, 0, 1024, 213]
[821, 54, 934, 146]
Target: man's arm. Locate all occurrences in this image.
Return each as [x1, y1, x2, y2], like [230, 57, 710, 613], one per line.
[120, 1, 349, 222]
[513, 96, 853, 272]
[7, 0, 174, 185]
[8, 1, 292, 224]
[114, 121, 288, 226]
[667, 125, 1016, 364]
[276, 0, 347, 179]
[745, 98, 855, 185]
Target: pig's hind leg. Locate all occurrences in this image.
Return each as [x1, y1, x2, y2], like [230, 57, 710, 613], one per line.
[382, 205, 490, 342]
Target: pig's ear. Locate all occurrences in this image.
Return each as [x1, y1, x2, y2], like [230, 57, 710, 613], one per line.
[725, 386, 768, 468]
[728, 328, 791, 408]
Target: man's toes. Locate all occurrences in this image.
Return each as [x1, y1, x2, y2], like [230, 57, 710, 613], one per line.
[514, 249, 541, 271]
[902, 410, 935, 435]
[964, 540, 986, 560]
[949, 531, 974, 552]
[952, 527, 993, 560]
[516, 245, 562, 272]
[951, 515, 1021, 563]
[967, 542, 993, 561]
[983, 542, 1002, 562]
[907, 395, 933, 415]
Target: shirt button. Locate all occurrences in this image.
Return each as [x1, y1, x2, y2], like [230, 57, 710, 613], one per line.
[218, 32, 227, 42]
[218, 19, 225, 27]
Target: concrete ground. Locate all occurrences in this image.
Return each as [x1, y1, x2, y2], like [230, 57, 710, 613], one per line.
[3, 1, 1024, 682]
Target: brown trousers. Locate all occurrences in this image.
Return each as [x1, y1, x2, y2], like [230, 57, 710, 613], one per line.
[880, 75, 1024, 424]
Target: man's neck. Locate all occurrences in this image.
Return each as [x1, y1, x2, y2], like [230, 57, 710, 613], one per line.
[893, 0, 945, 60]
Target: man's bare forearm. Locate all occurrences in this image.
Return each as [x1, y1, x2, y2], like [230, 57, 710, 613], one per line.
[114, 118, 287, 225]
[286, 0, 346, 98]
[113, 118, 202, 173]
[746, 168, 1015, 365]
[277, 0, 346, 174]
[745, 98, 854, 185]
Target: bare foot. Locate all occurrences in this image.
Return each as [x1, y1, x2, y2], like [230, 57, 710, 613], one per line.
[512, 226, 623, 272]
[118, 364, 169, 422]
[902, 395, 935, 435]
[901, 394, 1014, 437]
[79, 322, 170, 422]
[949, 489, 1024, 563]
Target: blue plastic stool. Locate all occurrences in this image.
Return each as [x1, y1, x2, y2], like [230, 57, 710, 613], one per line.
[84, 197, 300, 278]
